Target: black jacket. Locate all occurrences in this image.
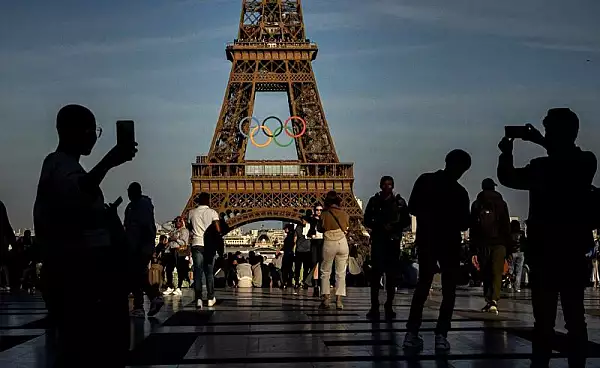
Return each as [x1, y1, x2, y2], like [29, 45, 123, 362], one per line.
[364, 192, 410, 243]
[469, 190, 510, 248]
[0, 201, 15, 259]
[498, 146, 596, 255]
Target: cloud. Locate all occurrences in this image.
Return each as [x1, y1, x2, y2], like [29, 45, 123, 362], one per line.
[522, 42, 600, 53]
[0, 25, 235, 67]
[317, 44, 436, 62]
[368, 0, 600, 52]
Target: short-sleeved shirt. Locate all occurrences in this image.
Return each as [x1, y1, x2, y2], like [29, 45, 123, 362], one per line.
[33, 151, 111, 252]
[187, 205, 219, 247]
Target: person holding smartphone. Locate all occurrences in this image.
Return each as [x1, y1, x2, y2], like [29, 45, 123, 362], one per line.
[498, 108, 596, 368]
[34, 104, 137, 367]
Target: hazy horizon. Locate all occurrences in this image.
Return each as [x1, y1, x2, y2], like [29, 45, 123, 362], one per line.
[1, 0, 600, 229]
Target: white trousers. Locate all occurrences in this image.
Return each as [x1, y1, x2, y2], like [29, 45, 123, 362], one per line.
[320, 236, 349, 296]
[592, 259, 599, 283]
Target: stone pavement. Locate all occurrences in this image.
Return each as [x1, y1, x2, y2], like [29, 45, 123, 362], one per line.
[2, 286, 600, 367]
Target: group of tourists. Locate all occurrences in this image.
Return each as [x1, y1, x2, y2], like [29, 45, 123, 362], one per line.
[0, 104, 597, 367]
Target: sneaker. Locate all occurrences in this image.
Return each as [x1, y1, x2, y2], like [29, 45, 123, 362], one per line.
[435, 334, 451, 352]
[173, 288, 183, 296]
[481, 303, 492, 313]
[489, 304, 499, 315]
[130, 309, 145, 318]
[207, 298, 217, 307]
[402, 332, 424, 350]
[147, 298, 165, 317]
[196, 299, 203, 309]
[515, 289, 521, 293]
[162, 287, 174, 296]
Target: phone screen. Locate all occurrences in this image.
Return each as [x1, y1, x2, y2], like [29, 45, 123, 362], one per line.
[504, 125, 529, 139]
[116, 120, 135, 146]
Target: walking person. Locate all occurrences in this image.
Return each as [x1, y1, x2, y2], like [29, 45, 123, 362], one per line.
[364, 175, 411, 320]
[470, 178, 510, 315]
[318, 191, 350, 310]
[187, 192, 221, 309]
[403, 149, 472, 352]
[280, 223, 296, 288]
[308, 205, 324, 296]
[498, 108, 596, 368]
[34, 104, 136, 367]
[294, 216, 313, 290]
[508, 220, 526, 292]
[163, 216, 189, 296]
[125, 182, 164, 318]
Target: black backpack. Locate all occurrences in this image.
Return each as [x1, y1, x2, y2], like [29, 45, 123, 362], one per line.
[477, 200, 500, 239]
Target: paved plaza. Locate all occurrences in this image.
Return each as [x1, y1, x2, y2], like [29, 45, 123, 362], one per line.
[2, 287, 600, 367]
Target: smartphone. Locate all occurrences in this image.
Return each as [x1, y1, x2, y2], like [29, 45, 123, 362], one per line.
[504, 125, 529, 139]
[113, 196, 123, 208]
[116, 120, 135, 146]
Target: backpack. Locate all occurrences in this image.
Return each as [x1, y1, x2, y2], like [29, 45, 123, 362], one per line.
[477, 200, 500, 239]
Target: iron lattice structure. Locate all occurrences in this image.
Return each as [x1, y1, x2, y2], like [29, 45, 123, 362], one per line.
[184, 0, 368, 253]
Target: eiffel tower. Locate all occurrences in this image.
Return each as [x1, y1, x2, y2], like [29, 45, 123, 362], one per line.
[183, 0, 368, 253]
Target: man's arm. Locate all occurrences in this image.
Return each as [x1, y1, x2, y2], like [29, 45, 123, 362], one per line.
[458, 189, 471, 232]
[0, 202, 16, 246]
[497, 138, 532, 190]
[408, 175, 424, 217]
[363, 197, 376, 230]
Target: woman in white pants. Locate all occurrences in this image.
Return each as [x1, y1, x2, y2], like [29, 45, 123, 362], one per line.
[318, 191, 350, 310]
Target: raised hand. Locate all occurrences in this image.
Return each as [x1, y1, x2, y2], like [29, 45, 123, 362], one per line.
[103, 143, 138, 169]
[498, 137, 514, 154]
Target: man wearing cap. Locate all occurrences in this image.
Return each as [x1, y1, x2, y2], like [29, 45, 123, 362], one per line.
[469, 178, 510, 315]
[498, 108, 597, 368]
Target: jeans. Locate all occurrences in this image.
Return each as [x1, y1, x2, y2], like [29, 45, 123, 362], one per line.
[162, 252, 176, 289]
[371, 238, 401, 308]
[406, 246, 460, 337]
[510, 251, 525, 290]
[320, 236, 349, 296]
[294, 251, 313, 286]
[191, 247, 215, 301]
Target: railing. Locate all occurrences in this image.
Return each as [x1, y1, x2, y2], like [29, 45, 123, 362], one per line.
[227, 41, 318, 49]
[192, 162, 354, 179]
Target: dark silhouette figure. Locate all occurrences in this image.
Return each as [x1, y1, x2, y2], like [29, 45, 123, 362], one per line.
[281, 223, 296, 288]
[404, 149, 472, 352]
[294, 215, 313, 289]
[498, 108, 596, 368]
[125, 182, 163, 318]
[33, 104, 137, 367]
[308, 205, 324, 296]
[364, 175, 411, 320]
[0, 200, 16, 289]
[470, 178, 510, 314]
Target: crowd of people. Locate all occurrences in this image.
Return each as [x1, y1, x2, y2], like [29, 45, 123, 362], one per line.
[0, 105, 598, 367]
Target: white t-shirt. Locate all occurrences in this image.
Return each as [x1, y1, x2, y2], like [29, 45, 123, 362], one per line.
[187, 205, 219, 247]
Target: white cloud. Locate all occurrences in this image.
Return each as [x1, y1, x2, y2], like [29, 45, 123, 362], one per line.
[368, 0, 600, 52]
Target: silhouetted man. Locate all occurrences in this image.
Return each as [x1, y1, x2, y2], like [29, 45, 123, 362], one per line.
[404, 149, 471, 352]
[0, 200, 16, 290]
[187, 192, 221, 309]
[498, 108, 596, 368]
[33, 104, 137, 367]
[364, 176, 411, 320]
[470, 178, 510, 315]
[125, 182, 163, 318]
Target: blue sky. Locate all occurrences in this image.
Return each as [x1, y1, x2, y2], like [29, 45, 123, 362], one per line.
[1, 0, 599, 229]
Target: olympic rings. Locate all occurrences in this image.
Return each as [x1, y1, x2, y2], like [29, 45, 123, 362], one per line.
[238, 115, 307, 148]
[249, 125, 272, 148]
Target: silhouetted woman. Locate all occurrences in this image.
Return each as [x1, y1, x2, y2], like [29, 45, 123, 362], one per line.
[281, 223, 296, 288]
[318, 191, 350, 310]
